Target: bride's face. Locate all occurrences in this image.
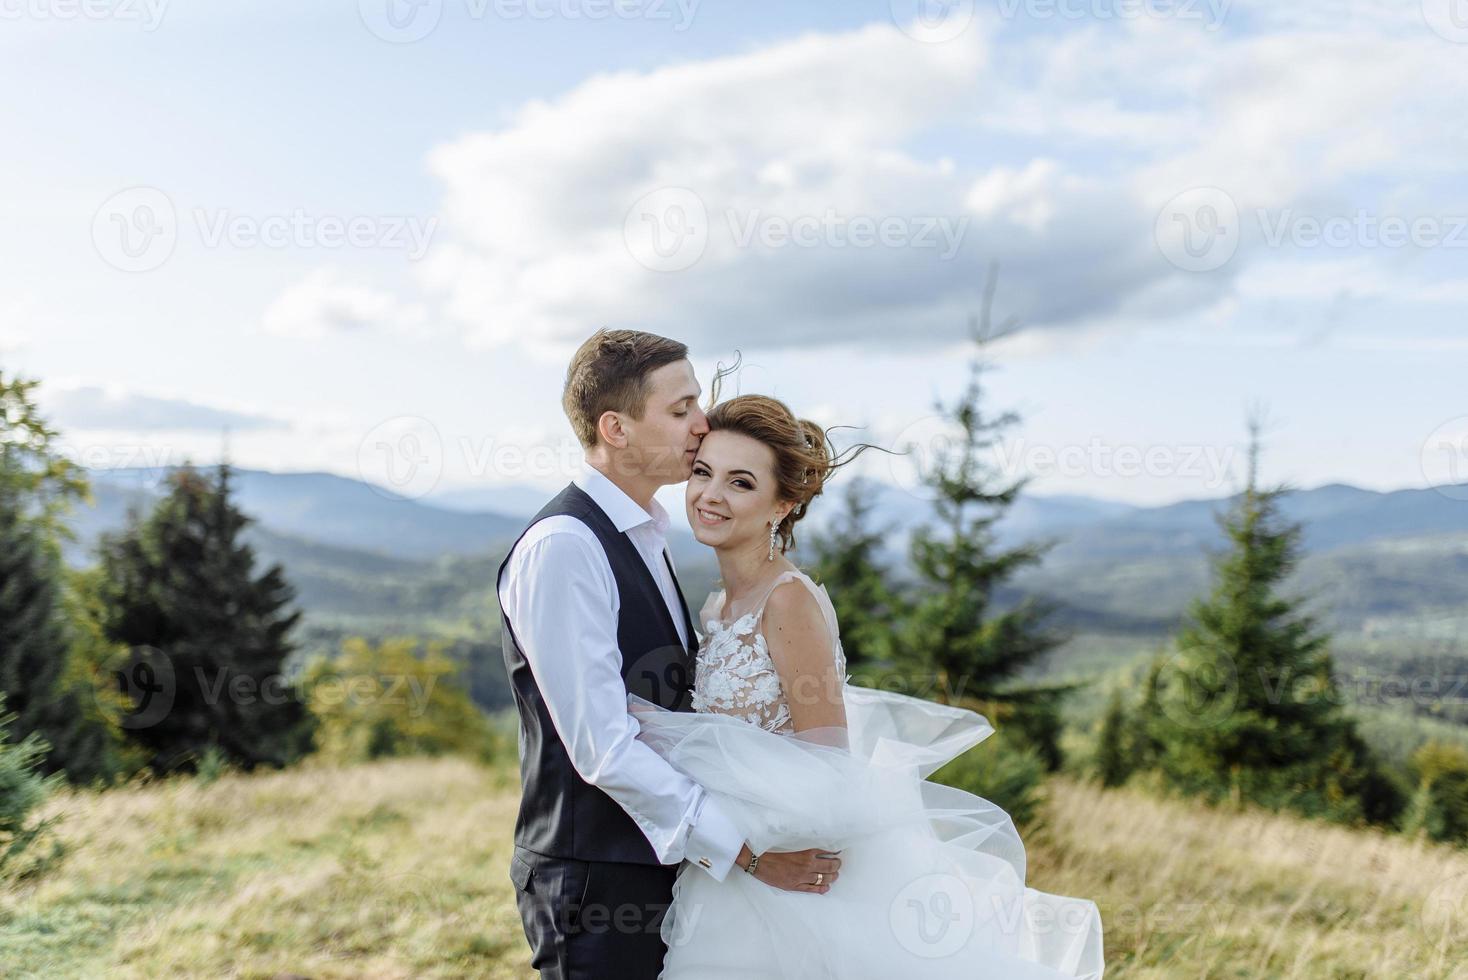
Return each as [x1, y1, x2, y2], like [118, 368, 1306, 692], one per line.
[687, 430, 793, 552]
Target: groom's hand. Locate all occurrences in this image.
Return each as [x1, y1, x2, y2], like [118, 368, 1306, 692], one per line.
[746, 846, 842, 894]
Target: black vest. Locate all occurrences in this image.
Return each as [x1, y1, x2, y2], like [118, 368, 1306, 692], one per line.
[497, 483, 699, 864]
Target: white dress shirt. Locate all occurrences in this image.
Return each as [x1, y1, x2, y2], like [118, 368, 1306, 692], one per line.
[497, 463, 745, 881]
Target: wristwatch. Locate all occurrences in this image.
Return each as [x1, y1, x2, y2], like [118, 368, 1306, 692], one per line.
[744, 851, 761, 877]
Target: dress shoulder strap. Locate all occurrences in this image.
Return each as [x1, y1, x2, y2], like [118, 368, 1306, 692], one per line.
[750, 568, 811, 615]
[698, 588, 725, 628]
[751, 568, 835, 633]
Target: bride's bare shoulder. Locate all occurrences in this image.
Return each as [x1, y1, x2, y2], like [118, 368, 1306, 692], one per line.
[760, 575, 827, 640]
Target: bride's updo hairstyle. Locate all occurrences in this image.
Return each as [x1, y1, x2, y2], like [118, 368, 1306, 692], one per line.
[704, 394, 835, 556]
[704, 357, 882, 555]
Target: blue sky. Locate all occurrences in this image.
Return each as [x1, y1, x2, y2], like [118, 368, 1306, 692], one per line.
[3, 0, 1466, 519]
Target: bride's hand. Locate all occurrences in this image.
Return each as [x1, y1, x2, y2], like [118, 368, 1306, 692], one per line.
[749, 847, 842, 894]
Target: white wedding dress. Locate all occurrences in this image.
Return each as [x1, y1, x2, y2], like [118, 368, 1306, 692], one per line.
[628, 567, 1105, 979]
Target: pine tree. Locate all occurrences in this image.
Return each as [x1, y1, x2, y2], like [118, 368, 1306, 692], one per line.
[0, 692, 66, 877]
[1094, 688, 1131, 787]
[0, 483, 74, 768]
[1150, 418, 1401, 824]
[96, 460, 315, 774]
[0, 370, 91, 543]
[898, 270, 1077, 770]
[806, 478, 903, 669]
[0, 370, 119, 784]
[1127, 653, 1167, 774]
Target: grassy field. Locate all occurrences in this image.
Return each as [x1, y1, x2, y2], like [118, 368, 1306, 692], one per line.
[1, 756, 1465, 979]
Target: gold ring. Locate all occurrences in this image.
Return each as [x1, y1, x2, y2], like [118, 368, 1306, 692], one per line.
[816, 872, 824, 885]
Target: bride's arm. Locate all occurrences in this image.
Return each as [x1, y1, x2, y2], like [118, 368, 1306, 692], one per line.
[763, 581, 848, 742]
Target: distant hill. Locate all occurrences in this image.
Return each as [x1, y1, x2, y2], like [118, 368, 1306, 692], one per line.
[425, 483, 553, 518]
[71, 466, 526, 565]
[1041, 482, 1468, 561]
[64, 466, 1468, 658]
[829, 478, 1468, 561]
[62, 465, 716, 635]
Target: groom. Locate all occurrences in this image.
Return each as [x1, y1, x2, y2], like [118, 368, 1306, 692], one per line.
[497, 329, 839, 979]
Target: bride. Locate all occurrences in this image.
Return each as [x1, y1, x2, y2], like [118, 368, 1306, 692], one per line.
[628, 393, 1105, 979]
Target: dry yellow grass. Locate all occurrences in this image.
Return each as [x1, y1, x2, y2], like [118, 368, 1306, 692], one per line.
[0, 757, 531, 979]
[1, 757, 1465, 978]
[1034, 779, 1468, 979]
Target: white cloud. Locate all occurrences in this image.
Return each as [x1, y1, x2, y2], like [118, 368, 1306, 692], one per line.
[244, 5, 1462, 357]
[0, 292, 42, 355]
[261, 268, 434, 340]
[0, 326, 28, 355]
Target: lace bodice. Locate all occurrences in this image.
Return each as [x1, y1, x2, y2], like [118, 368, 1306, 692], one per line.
[689, 567, 849, 734]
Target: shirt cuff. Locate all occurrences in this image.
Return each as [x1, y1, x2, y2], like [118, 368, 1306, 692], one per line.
[683, 795, 744, 882]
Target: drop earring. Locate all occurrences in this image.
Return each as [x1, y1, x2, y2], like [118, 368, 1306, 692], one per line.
[767, 519, 779, 561]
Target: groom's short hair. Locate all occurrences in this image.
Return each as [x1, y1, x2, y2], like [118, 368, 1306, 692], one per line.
[563, 328, 689, 448]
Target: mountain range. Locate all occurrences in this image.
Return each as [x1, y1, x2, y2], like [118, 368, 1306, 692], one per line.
[64, 466, 1468, 648]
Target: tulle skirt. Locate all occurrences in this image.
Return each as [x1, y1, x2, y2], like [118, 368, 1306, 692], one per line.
[629, 684, 1105, 979]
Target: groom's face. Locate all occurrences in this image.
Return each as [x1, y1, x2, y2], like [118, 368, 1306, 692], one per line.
[620, 358, 709, 483]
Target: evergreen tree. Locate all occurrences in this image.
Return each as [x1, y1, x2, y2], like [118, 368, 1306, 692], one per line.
[1150, 418, 1402, 825]
[0, 692, 66, 878]
[0, 370, 120, 784]
[1126, 653, 1168, 774]
[1095, 688, 1131, 788]
[0, 481, 73, 760]
[0, 370, 91, 542]
[96, 461, 315, 774]
[55, 566, 141, 784]
[1089, 655, 1173, 790]
[897, 272, 1077, 770]
[806, 477, 904, 669]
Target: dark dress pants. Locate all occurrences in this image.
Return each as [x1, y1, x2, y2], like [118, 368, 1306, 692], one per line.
[510, 845, 681, 980]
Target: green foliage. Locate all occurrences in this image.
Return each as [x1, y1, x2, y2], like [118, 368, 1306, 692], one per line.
[95, 461, 316, 774]
[894, 281, 1078, 770]
[0, 479, 77, 759]
[51, 566, 147, 785]
[1142, 423, 1403, 828]
[1094, 688, 1131, 787]
[0, 693, 66, 879]
[194, 743, 236, 786]
[0, 374, 126, 786]
[0, 540, 129, 786]
[301, 636, 505, 766]
[1403, 741, 1468, 845]
[0, 369, 91, 543]
[806, 478, 904, 667]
